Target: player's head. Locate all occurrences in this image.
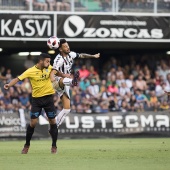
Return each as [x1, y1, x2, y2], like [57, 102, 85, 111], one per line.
[58, 39, 70, 54]
[37, 53, 51, 69]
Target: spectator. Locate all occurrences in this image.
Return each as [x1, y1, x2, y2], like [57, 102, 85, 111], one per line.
[107, 82, 119, 94]
[149, 91, 160, 111]
[160, 100, 169, 111]
[135, 75, 147, 91]
[165, 73, 170, 91]
[24, 55, 35, 70]
[100, 0, 111, 11]
[128, 95, 138, 112]
[157, 61, 170, 81]
[5, 69, 12, 83]
[33, 0, 48, 11]
[87, 79, 100, 99]
[79, 65, 90, 79]
[0, 66, 7, 91]
[47, 0, 57, 11]
[19, 92, 31, 110]
[119, 82, 131, 97]
[20, 78, 32, 94]
[57, 0, 70, 11]
[135, 89, 150, 112]
[155, 82, 168, 103]
[99, 79, 107, 93]
[125, 74, 134, 90]
[0, 92, 13, 111]
[79, 78, 90, 91]
[88, 65, 100, 82]
[116, 74, 126, 87]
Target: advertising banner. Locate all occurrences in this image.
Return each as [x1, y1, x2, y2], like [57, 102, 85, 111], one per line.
[0, 13, 54, 40]
[58, 112, 170, 138]
[0, 111, 170, 139]
[0, 12, 170, 42]
[57, 14, 170, 42]
[0, 110, 49, 138]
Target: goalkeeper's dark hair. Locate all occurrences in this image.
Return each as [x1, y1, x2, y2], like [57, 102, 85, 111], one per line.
[36, 53, 51, 63]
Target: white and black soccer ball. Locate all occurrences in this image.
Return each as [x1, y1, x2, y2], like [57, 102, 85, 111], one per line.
[47, 36, 60, 49]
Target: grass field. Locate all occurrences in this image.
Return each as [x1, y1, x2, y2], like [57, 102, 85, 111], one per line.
[0, 138, 170, 170]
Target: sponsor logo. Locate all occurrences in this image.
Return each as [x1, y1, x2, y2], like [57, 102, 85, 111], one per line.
[0, 116, 21, 126]
[65, 115, 169, 129]
[0, 15, 52, 37]
[64, 15, 85, 37]
[63, 15, 164, 39]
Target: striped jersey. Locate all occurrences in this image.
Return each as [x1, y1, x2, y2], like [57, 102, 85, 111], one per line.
[53, 51, 79, 74]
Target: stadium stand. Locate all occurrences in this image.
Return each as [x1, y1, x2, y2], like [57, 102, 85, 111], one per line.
[0, 0, 169, 12]
[1, 53, 170, 114]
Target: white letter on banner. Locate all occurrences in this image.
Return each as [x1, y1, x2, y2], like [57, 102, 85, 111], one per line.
[156, 115, 169, 127]
[137, 29, 151, 38]
[47, 20, 51, 36]
[25, 20, 35, 36]
[65, 116, 79, 129]
[96, 28, 110, 38]
[1, 19, 12, 35]
[82, 116, 94, 128]
[12, 20, 24, 36]
[112, 116, 123, 128]
[124, 28, 137, 38]
[151, 29, 163, 39]
[140, 115, 154, 127]
[96, 116, 109, 128]
[35, 20, 48, 36]
[83, 28, 96, 37]
[110, 28, 124, 38]
[126, 115, 139, 128]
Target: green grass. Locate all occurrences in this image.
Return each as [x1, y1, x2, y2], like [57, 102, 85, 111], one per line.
[0, 138, 170, 170]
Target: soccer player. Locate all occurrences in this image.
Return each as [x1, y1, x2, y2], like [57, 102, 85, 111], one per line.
[4, 53, 58, 154]
[50, 39, 100, 127]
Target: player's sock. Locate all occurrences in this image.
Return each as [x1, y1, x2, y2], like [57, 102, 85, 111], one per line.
[25, 124, 34, 146]
[49, 124, 58, 147]
[57, 109, 71, 127]
[63, 78, 73, 86]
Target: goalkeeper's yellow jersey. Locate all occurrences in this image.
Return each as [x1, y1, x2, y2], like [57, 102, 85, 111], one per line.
[18, 65, 55, 97]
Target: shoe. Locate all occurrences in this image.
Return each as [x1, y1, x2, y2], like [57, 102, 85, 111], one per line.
[72, 71, 80, 86]
[21, 145, 30, 154]
[51, 146, 57, 154]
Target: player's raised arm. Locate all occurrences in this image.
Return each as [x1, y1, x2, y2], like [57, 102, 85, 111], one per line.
[4, 77, 20, 90]
[79, 53, 100, 59]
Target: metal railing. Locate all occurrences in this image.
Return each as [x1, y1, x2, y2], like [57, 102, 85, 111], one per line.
[0, 0, 169, 13]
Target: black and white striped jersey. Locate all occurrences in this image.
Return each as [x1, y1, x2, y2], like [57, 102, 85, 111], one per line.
[52, 51, 79, 74]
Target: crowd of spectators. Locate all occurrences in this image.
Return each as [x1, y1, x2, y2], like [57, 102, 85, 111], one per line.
[0, 0, 170, 12]
[1, 53, 170, 114]
[67, 54, 170, 114]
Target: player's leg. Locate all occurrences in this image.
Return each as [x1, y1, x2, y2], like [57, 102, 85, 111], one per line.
[60, 70, 80, 87]
[48, 118, 58, 154]
[52, 71, 79, 90]
[44, 95, 58, 154]
[56, 93, 71, 127]
[21, 97, 42, 154]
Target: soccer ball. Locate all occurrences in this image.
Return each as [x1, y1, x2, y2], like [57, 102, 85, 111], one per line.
[47, 36, 60, 49]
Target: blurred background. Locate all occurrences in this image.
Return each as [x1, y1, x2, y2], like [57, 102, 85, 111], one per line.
[0, 0, 170, 139]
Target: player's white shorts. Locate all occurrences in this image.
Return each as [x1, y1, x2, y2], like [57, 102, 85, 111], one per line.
[52, 77, 70, 99]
